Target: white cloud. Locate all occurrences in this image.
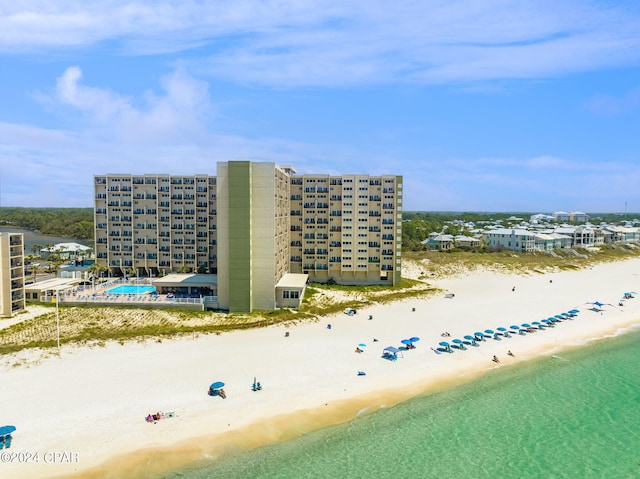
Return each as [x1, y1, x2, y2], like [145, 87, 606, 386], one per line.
[2, 1, 640, 86]
[586, 86, 640, 115]
[39, 66, 214, 144]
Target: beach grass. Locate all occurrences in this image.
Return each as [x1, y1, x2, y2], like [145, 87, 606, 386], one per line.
[404, 243, 640, 279]
[2, 244, 638, 355]
[0, 278, 436, 355]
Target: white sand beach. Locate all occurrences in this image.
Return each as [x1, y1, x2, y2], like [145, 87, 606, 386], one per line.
[2, 258, 640, 479]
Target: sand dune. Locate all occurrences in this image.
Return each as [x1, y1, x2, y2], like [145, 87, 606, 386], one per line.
[2, 258, 640, 479]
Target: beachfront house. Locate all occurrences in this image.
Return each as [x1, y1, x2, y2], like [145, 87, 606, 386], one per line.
[483, 228, 535, 252]
[421, 233, 454, 251]
[454, 235, 482, 248]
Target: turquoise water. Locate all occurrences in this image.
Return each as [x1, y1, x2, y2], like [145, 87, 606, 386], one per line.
[158, 327, 640, 479]
[107, 285, 156, 295]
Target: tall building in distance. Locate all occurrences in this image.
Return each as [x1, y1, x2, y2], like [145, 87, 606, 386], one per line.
[94, 161, 402, 311]
[0, 232, 26, 318]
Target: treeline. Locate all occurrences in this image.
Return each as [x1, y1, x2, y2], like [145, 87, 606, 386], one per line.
[0, 207, 94, 240]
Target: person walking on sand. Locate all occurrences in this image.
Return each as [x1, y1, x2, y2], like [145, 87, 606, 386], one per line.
[492, 355, 500, 363]
[507, 350, 514, 357]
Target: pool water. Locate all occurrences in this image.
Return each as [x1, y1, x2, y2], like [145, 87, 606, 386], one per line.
[107, 285, 156, 295]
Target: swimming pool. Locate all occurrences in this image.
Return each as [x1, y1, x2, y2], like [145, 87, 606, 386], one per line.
[107, 285, 156, 295]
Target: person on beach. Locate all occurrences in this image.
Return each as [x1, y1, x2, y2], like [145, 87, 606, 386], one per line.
[507, 350, 514, 357]
[492, 355, 500, 363]
[512, 286, 515, 292]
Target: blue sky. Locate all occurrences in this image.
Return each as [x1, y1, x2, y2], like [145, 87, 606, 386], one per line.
[1, 1, 640, 212]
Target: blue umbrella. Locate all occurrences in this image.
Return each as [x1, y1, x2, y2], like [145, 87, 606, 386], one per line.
[496, 327, 510, 337]
[409, 337, 420, 342]
[484, 329, 495, 335]
[521, 323, 531, 328]
[358, 343, 367, 348]
[0, 425, 16, 436]
[569, 309, 580, 314]
[439, 341, 451, 347]
[401, 339, 413, 345]
[510, 325, 520, 330]
[210, 381, 225, 389]
[452, 339, 466, 350]
[532, 321, 543, 328]
[464, 335, 478, 345]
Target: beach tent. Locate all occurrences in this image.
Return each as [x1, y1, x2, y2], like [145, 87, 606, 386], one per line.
[382, 346, 402, 360]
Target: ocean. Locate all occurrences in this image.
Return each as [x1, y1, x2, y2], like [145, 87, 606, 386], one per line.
[159, 327, 640, 479]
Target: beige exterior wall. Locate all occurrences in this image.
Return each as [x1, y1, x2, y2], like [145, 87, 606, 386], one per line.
[94, 174, 216, 277]
[289, 174, 402, 285]
[0, 233, 26, 318]
[94, 162, 401, 311]
[250, 163, 277, 310]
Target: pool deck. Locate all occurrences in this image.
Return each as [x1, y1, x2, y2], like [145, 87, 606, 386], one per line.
[58, 281, 204, 307]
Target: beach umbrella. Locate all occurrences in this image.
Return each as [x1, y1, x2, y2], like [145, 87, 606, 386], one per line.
[532, 321, 543, 328]
[210, 381, 225, 389]
[569, 309, 580, 314]
[439, 341, 451, 348]
[401, 339, 412, 345]
[463, 335, 478, 345]
[484, 329, 495, 335]
[474, 332, 486, 340]
[0, 425, 16, 436]
[496, 327, 510, 337]
[521, 323, 531, 328]
[510, 325, 520, 330]
[452, 339, 466, 350]
[409, 337, 420, 342]
[358, 343, 367, 348]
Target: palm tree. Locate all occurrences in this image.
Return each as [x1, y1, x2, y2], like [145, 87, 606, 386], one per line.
[31, 243, 43, 257]
[31, 263, 42, 283]
[88, 262, 107, 281]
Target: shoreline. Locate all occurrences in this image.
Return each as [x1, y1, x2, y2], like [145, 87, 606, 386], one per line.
[3, 258, 640, 479]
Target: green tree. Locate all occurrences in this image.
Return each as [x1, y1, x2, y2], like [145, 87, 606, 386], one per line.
[31, 244, 43, 256]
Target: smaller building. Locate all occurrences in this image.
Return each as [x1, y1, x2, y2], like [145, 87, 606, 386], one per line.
[40, 242, 91, 260]
[275, 273, 308, 308]
[25, 278, 81, 303]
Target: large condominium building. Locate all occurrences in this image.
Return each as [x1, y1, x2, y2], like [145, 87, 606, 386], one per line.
[0, 232, 26, 318]
[94, 161, 402, 312]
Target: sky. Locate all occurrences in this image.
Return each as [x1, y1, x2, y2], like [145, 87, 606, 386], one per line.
[1, 1, 640, 213]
